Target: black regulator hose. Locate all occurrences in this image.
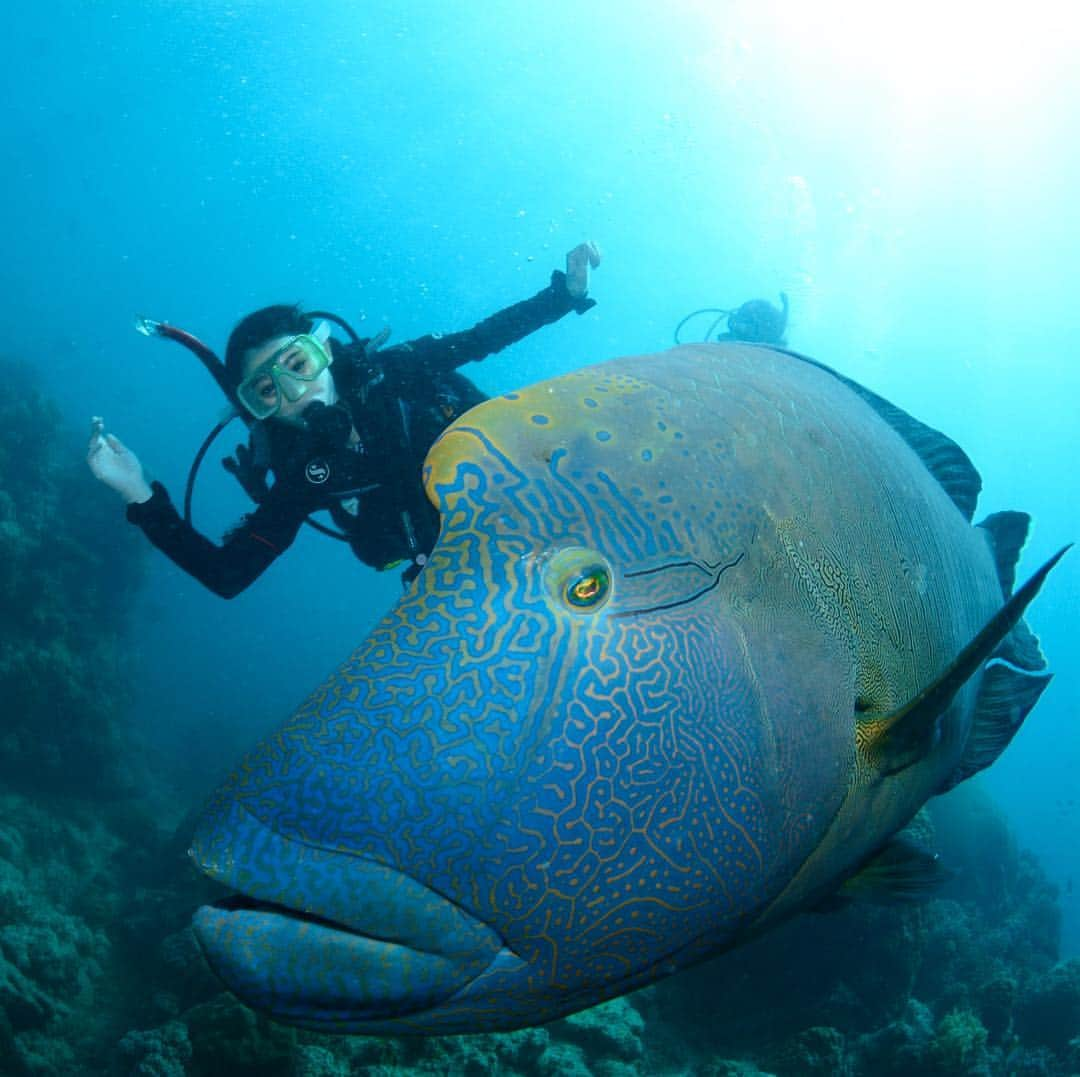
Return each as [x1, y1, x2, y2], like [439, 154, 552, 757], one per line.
[135, 317, 245, 415]
[183, 417, 234, 525]
[673, 307, 731, 345]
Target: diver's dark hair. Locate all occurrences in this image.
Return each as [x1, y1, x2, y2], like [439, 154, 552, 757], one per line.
[224, 303, 313, 388]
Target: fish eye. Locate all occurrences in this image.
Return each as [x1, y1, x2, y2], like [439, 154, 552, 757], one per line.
[544, 548, 612, 613]
[567, 566, 610, 608]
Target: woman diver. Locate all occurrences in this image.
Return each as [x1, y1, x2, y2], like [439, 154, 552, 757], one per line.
[88, 242, 601, 595]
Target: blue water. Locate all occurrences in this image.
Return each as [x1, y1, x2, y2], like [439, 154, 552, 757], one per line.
[5, 2, 1078, 950]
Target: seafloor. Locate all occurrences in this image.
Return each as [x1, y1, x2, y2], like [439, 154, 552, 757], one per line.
[3, 368, 1078, 1076]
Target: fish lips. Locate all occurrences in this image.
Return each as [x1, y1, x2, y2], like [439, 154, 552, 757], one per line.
[189, 795, 505, 1027]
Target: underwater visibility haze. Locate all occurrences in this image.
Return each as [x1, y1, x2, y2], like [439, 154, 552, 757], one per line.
[1, 2, 1079, 1074]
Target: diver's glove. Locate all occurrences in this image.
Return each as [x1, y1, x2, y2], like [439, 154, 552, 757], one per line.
[561, 240, 602, 314]
[222, 441, 270, 503]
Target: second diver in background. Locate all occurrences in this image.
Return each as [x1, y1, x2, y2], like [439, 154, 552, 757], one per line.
[675, 292, 789, 346]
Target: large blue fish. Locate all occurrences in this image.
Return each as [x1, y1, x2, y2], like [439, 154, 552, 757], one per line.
[190, 343, 1064, 1034]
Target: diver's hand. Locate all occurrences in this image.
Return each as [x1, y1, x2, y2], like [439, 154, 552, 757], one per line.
[222, 441, 269, 502]
[565, 241, 602, 299]
[87, 417, 153, 504]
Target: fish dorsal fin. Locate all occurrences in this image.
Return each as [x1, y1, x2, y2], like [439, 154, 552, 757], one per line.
[858, 546, 1070, 776]
[938, 661, 1053, 793]
[977, 510, 1031, 596]
[831, 376, 982, 521]
[770, 348, 982, 520]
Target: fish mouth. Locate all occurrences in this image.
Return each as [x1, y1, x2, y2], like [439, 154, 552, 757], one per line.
[189, 796, 506, 1027]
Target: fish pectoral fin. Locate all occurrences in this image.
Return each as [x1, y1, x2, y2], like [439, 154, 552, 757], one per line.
[836, 833, 951, 905]
[938, 661, 1053, 793]
[859, 545, 1070, 777]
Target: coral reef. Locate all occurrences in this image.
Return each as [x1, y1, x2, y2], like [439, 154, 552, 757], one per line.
[0, 792, 124, 1075]
[0, 363, 158, 1075]
[0, 361, 145, 796]
[1015, 959, 1080, 1053]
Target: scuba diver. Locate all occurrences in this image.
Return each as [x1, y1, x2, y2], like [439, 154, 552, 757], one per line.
[88, 242, 601, 596]
[674, 292, 789, 346]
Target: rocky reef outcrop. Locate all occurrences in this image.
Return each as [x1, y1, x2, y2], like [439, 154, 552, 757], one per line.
[0, 362, 144, 796]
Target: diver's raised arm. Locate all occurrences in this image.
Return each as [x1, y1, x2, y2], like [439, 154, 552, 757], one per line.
[389, 242, 603, 378]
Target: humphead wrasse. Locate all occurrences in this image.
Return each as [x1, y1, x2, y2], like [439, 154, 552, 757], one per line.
[190, 343, 1065, 1034]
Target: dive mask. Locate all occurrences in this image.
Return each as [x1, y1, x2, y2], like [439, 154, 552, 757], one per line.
[236, 321, 332, 419]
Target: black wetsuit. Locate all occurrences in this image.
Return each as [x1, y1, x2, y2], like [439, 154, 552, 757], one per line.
[128, 272, 593, 597]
